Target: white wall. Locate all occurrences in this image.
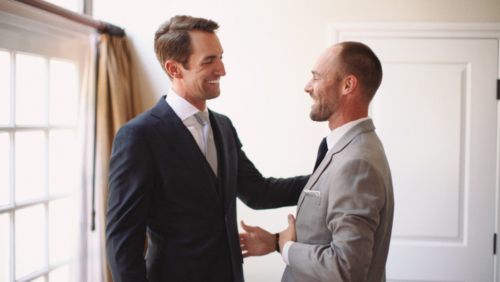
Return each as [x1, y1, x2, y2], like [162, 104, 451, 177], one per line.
[93, 0, 500, 281]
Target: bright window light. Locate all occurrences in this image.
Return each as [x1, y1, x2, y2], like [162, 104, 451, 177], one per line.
[44, 0, 80, 13]
[49, 129, 78, 196]
[29, 275, 46, 282]
[16, 54, 46, 126]
[2, 22, 87, 280]
[15, 131, 46, 202]
[0, 51, 10, 125]
[15, 204, 46, 279]
[0, 133, 10, 207]
[0, 213, 10, 282]
[50, 59, 78, 126]
[49, 196, 77, 264]
[49, 264, 70, 282]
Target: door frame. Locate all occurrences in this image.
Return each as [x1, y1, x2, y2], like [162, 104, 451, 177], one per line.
[328, 22, 500, 281]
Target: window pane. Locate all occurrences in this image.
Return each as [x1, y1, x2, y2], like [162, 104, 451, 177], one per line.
[16, 54, 46, 126]
[49, 130, 78, 196]
[49, 60, 78, 126]
[0, 51, 10, 125]
[48, 264, 69, 282]
[15, 204, 45, 279]
[49, 197, 76, 264]
[15, 131, 46, 202]
[0, 133, 10, 206]
[44, 0, 79, 12]
[0, 213, 10, 282]
[30, 276, 45, 282]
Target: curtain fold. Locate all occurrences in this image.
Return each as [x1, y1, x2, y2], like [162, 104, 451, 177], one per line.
[95, 33, 142, 282]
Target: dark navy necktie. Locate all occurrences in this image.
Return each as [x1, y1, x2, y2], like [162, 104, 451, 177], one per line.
[313, 137, 328, 173]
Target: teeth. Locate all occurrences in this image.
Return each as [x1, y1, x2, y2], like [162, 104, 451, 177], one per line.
[206, 79, 220, 84]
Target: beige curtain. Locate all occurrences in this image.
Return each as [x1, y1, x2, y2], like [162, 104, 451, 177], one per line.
[96, 33, 142, 282]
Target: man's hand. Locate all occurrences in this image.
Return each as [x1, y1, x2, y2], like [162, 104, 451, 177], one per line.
[279, 214, 296, 252]
[239, 221, 276, 258]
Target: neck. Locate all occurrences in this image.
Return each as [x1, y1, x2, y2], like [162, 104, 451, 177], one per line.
[328, 108, 368, 131]
[172, 84, 206, 111]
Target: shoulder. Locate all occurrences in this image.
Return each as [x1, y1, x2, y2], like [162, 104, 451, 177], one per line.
[115, 109, 156, 138]
[343, 131, 386, 162]
[332, 131, 391, 187]
[326, 130, 390, 177]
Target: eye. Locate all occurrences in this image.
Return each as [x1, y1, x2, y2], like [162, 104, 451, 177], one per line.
[203, 60, 213, 65]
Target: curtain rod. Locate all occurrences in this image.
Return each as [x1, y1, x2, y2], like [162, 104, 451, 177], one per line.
[13, 0, 125, 36]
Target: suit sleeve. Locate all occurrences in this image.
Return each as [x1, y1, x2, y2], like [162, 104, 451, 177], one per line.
[230, 124, 310, 209]
[106, 126, 154, 282]
[288, 158, 386, 282]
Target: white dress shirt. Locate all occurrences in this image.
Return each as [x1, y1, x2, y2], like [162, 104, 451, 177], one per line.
[165, 89, 218, 175]
[282, 117, 372, 265]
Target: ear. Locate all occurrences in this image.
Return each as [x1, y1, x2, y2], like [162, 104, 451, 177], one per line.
[165, 60, 183, 79]
[341, 75, 358, 95]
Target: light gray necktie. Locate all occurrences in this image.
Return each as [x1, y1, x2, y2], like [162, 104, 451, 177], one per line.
[194, 111, 218, 176]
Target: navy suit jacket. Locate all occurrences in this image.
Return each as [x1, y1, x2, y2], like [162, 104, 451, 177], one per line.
[106, 96, 309, 282]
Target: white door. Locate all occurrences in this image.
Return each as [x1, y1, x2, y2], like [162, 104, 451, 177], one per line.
[333, 34, 498, 280]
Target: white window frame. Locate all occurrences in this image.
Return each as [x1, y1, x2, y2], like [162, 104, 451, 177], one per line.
[0, 49, 82, 282]
[0, 1, 96, 281]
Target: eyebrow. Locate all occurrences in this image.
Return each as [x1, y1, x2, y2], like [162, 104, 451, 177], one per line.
[202, 52, 223, 61]
[311, 70, 320, 76]
[203, 55, 217, 61]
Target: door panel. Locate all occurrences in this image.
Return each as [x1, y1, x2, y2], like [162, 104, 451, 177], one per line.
[375, 63, 465, 241]
[342, 37, 498, 281]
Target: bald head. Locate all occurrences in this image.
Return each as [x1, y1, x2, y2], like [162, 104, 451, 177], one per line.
[304, 42, 382, 130]
[331, 42, 383, 102]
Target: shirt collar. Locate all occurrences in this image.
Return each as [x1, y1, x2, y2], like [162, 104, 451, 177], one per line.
[165, 88, 208, 121]
[326, 117, 371, 151]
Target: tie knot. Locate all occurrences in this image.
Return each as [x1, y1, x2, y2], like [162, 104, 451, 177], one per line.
[195, 111, 210, 125]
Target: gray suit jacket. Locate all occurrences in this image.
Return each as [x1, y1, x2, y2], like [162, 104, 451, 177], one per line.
[282, 119, 394, 282]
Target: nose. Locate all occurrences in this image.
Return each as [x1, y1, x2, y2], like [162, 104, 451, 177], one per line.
[215, 59, 226, 76]
[304, 79, 313, 93]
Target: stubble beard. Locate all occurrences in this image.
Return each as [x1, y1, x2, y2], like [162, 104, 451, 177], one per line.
[310, 91, 338, 122]
[201, 84, 221, 101]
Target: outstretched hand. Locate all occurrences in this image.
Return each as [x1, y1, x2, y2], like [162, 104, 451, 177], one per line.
[239, 221, 276, 258]
[279, 214, 296, 252]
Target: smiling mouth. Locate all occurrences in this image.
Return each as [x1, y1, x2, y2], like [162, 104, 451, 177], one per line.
[206, 79, 220, 84]
[310, 94, 318, 106]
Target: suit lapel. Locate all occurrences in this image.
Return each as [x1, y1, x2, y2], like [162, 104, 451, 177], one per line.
[151, 96, 222, 210]
[209, 111, 233, 213]
[296, 119, 376, 214]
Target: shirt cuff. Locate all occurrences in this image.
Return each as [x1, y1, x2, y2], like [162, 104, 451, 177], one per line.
[281, 241, 294, 266]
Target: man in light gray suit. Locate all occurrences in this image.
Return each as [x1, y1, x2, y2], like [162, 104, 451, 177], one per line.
[239, 42, 394, 282]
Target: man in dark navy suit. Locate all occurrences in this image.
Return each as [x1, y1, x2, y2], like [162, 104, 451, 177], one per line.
[105, 15, 309, 282]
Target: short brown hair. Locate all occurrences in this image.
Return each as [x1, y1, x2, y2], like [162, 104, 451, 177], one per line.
[154, 15, 219, 78]
[336, 42, 383, 102]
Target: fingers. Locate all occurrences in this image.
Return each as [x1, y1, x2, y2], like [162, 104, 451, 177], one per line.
[240, 220, 256, 232]
[240, 235, 250, 258]
[288, 214, 295, 226]
[239, 233, 246, 246]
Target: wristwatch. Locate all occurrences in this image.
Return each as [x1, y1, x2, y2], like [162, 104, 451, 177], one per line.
[275, 233, 280, 253]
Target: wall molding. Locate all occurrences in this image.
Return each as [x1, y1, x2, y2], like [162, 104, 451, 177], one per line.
[329, 22, 500, 46]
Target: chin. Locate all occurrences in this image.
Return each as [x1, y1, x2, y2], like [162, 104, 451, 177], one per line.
[310, 110, 330, 122]
[205, 91, 221, 100]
